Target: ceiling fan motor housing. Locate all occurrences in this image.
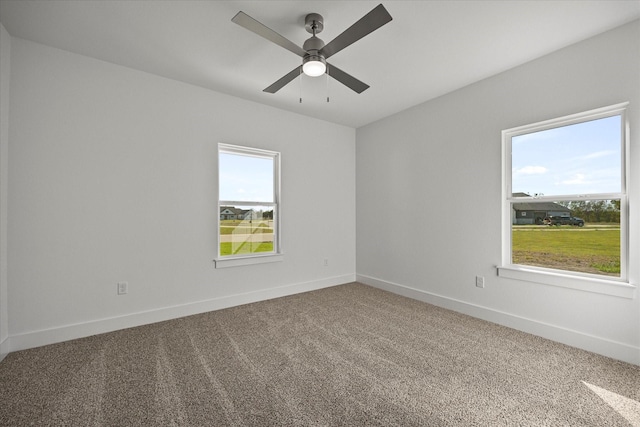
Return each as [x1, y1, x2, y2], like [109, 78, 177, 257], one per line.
[303, 35, 325, 52]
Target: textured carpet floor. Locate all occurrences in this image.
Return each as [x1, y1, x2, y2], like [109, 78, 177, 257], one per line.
[1, 282, 639, 426]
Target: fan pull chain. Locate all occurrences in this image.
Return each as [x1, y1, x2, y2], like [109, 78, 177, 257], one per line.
[299, 67, 303, 103]
[326, 66, 330, 103]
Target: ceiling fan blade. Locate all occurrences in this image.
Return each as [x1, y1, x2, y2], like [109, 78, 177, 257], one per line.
[327, 63, 369, 94]
[320, 4, 392, 59]
[232, 11, 307, 57]
[264, 66, 302, 93]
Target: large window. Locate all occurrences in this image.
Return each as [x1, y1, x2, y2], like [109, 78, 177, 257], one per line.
[501, 103, 632, 294]
[215, 144, 281, 268]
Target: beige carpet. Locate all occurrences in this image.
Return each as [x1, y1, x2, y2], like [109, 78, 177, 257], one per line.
[1, 283, 639, 426]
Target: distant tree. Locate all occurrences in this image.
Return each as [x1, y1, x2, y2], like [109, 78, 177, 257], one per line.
[613, 201, 620, 214]
[590, 200, 606, 222]
[567, 200, 620, 223]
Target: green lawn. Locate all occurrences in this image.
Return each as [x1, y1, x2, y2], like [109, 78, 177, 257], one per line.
[220, 226, 273, 235]
[220, 242, 273, 256]
[220, 220, 273, 235]
[512, 226, 620, 275]
[219, 220, 274, 256]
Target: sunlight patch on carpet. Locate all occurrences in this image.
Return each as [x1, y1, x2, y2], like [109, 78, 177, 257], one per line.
[582, 381, 640, 426]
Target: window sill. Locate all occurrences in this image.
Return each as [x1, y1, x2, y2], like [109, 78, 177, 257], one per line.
[214, 254, 284, 269]
[497, 265, 636, 299]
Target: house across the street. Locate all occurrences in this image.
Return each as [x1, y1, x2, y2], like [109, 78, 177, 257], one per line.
[512, 193, 571, 225]
[220, 206, 254, 221]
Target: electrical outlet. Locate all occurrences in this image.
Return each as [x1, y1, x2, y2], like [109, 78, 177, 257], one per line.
[117, 282, 128, 295]
[475, 276, 485, 288]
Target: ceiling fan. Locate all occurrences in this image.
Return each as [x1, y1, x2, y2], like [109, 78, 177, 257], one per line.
[231, 4, 392, 94]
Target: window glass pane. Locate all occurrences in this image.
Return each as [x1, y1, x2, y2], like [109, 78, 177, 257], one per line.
[219, 205, 275, 256]
[511, 199, 620, 277]
[512, 115, 621, 196]
[219, 152, 274, 202]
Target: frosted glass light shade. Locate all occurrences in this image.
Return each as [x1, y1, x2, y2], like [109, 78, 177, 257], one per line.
[303, 60, 326, 77]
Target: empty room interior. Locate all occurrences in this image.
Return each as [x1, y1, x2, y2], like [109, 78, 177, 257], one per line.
[0, 1, 639, 425]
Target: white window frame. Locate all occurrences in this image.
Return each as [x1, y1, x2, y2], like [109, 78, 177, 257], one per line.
[214, 143, 282, 268]
[499, 103, 635, 298]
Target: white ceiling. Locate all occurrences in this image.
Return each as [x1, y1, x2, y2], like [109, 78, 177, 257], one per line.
[1, 1, 639, 128]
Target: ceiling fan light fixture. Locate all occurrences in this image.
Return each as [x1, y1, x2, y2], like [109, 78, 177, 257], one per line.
[302, 54, 326, 77]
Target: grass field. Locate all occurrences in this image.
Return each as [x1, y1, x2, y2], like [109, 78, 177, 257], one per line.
[220, 219, 273, 235]
[220, 242, 273, 256]
[219, 219, 274, 256]
[218, 220, 620, 274]
[220, 226, 272, 235]
[512, 225, 620, 276]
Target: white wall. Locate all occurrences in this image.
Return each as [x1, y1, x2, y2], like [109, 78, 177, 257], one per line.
[4, 19, 638, 366]
[6, 37, 356, 351]
[356, 20, 640, 365]
[0, 23, 10, 360]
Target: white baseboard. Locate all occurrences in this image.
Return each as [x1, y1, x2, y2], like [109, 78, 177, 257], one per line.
[7, 274, 355, 354]
[0, 336, 8, 362]
[357, 274, 640, 366]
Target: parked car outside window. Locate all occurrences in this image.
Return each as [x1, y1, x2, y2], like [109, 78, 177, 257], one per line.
[543, 216, 585, 227]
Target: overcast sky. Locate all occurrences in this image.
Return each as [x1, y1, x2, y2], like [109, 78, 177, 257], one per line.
[512, 115, 621, 197]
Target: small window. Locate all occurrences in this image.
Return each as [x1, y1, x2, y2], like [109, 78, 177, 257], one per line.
[501, 103, 631, 292]
[216, 144, 281, 268]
